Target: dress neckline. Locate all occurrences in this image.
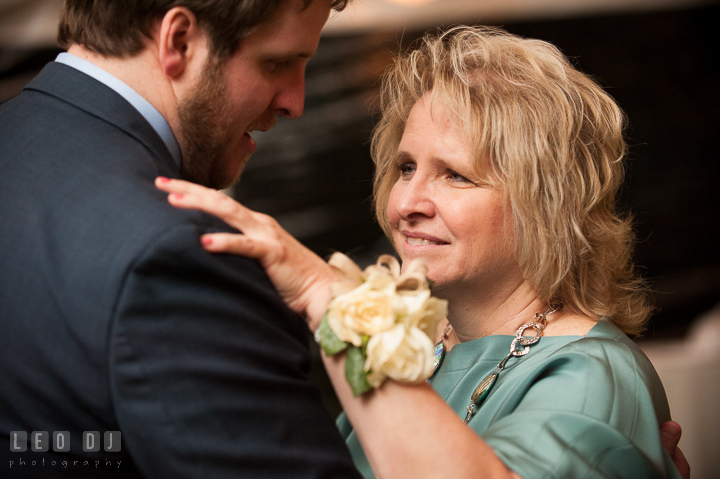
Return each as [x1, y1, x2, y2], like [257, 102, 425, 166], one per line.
[437, 319, 616, 373]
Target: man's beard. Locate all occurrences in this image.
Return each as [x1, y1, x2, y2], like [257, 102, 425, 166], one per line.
[177, 59, 239, 189]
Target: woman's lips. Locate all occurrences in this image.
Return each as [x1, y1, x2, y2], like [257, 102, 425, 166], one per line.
[402, 231, 447, 246]
[406, 237, 440, 246]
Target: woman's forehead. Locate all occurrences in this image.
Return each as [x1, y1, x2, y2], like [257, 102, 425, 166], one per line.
[407, 94, 493, 169]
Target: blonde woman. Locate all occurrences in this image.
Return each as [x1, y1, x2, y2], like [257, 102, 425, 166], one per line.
[158, 26, 686, 479]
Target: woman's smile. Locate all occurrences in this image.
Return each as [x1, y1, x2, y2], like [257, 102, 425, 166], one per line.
[403, 231, 447, 247]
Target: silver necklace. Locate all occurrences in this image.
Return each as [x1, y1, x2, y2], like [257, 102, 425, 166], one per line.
[431, 303, 562, 424]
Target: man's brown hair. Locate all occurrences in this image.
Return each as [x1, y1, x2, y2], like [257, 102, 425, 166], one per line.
[57, 0, 350, 60]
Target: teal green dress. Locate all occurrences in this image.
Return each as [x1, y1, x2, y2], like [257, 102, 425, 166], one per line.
[337, 320, 682, 479]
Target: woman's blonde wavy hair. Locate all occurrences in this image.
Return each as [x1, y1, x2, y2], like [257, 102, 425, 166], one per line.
[372, 26, 652, 336]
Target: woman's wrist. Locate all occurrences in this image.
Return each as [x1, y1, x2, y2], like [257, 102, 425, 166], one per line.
[304, 278, 335, 332]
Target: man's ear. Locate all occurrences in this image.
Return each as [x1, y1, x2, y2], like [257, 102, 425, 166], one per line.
[156, 7, 207, 79]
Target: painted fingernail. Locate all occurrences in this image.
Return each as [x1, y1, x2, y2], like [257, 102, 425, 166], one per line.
[201, 236, 213, 245]
[170, 193, 184, 200]
[157, 176, 170, 183]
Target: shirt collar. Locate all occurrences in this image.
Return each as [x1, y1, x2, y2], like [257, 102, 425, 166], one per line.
[55, 52, 182, 169]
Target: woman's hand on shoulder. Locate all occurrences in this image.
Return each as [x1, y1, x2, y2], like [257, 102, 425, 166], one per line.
[155, 177, 335, 331]
[660, 421, 690, 479]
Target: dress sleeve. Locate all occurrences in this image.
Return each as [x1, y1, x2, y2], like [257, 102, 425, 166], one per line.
[109, 221, 360, 479]
[478, 340, 681, 479]
[336, 412, 353, 440]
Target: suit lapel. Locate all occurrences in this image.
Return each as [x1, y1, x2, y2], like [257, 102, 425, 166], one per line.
[24, 62, 180, 174]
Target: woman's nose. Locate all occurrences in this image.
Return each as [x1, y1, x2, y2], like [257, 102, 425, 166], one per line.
[393, 177, 436, 221]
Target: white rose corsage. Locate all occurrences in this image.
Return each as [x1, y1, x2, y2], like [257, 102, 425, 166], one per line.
[315, 253, 448, 396]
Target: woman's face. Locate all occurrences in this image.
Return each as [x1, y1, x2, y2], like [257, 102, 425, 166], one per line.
[387, 96, 522, 297]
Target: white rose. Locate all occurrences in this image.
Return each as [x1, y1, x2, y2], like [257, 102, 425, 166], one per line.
[393, 289, 430, 317]
[326, 271, 397, 347]
[364, 324, 435, 387]
[401, 293, 448, 339]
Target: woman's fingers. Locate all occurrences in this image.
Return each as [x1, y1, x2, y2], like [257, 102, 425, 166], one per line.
[155, 176, 336, 324]
[660, 421, 690, 479]
[155, 177, 255, 232]
[201, 233, 267, 260]
[156, 177, 289, 261]
[156, 177, 282, 257]
[660, 420, 681, 455]
[155, 176, 211, 198]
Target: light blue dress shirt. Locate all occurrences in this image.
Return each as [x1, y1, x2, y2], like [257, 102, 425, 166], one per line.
[55, 52, 182, 169]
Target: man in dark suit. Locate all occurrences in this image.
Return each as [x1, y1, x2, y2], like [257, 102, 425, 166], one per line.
[0, 0, 361, 477]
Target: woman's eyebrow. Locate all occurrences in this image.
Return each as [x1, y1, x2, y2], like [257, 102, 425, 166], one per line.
[394, 150, 413, 163]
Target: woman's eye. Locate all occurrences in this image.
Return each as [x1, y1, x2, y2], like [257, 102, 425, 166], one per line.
[447, 169, 472, 184]
[398, 163, 416, 178]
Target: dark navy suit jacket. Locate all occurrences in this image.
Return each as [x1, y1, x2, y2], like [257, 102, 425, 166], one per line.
[0, 62, 359, 479]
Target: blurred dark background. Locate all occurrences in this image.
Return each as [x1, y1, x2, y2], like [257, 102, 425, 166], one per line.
[2, 1, 718, 476]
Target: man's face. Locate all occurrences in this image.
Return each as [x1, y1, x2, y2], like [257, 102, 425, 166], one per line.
[178, 0, 332, 189]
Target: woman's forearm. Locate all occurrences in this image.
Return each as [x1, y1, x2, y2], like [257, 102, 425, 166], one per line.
[322, 352, 521, 479]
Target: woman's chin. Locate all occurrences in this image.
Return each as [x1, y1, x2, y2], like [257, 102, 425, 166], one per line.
[427, 276, 452, 295]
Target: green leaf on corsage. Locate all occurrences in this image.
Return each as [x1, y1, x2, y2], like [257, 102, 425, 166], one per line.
[318, 313, 348, 356]
[345, 345, 372, 397]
